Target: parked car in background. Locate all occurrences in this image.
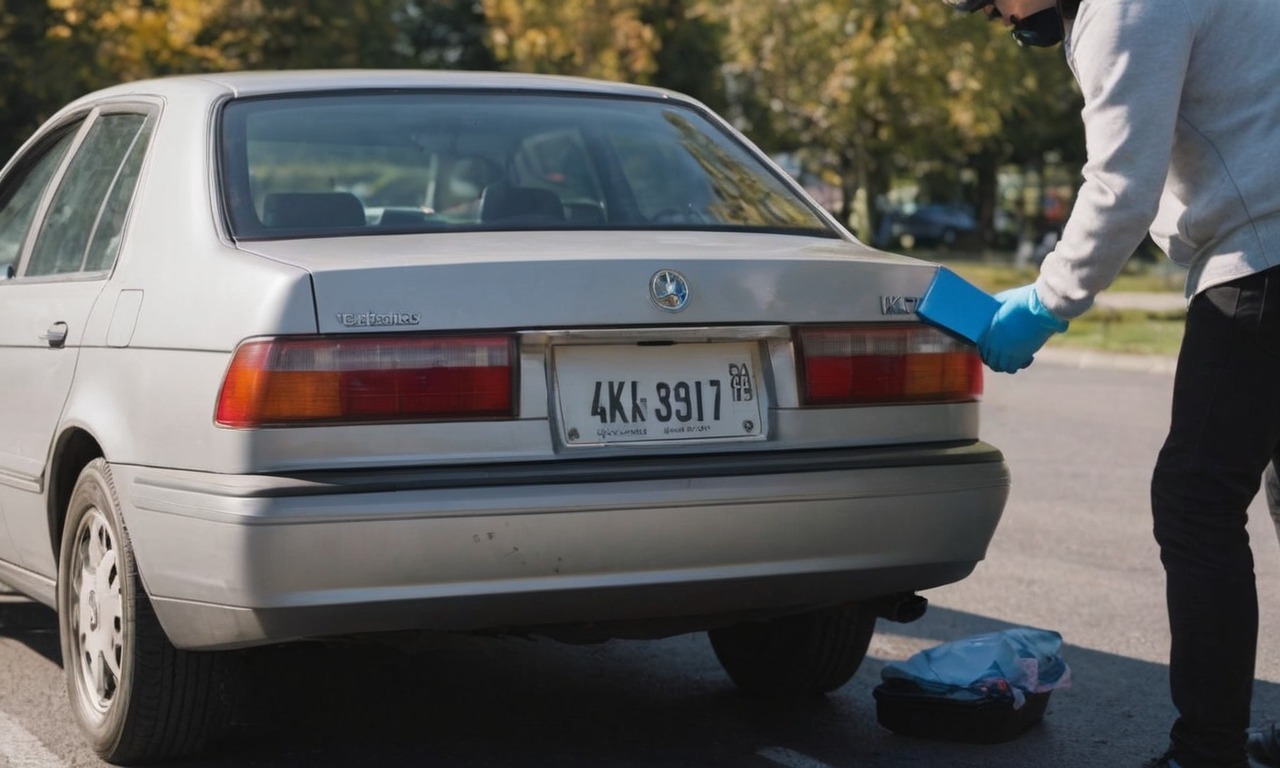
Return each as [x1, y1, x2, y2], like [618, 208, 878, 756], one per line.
[890, 202, 979, 249]
[0, 70, 1009, 763]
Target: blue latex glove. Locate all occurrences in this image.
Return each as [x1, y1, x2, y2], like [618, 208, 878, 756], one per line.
[979, 284, 1068, 373]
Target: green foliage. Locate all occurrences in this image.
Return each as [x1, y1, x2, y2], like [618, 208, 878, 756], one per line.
[936, 255, 1186, 356]
[703, 0, 1083, 240]
[395, 0, 497, 70]
[1051, 308, 1185, 357]
[0, 0, 1086, 251]
[641, 0, 726, 112]
[0, 2, 87, 158]
[481, 0, 657, 79]
[207, 1, 410, 70]
[938, 255, 1185, 295]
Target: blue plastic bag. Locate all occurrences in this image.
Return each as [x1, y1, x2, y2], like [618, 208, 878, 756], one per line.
[880, 627, 1071, 709]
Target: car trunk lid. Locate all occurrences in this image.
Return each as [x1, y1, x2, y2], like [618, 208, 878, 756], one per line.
[235, 230, 937, 334]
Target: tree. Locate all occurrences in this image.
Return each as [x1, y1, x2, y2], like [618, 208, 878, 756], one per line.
[198, 0, 410, 70]
[1, 0, 1085, 251]
[640, 0, 726, 111]
[38, 0, 418, 81]
[394, 0, 497, 70]
[709, 0, 966, 236]
[708, 0, 1082, 245]
[45, 0, 241, 82]
[0, 2, 73, 159]
[0, 0, 427, 158]
[988, 45, 1084, 242]
[481, 0, 657, 80]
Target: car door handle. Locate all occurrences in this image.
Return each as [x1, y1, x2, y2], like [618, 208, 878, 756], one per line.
[41, 322, 69, 349]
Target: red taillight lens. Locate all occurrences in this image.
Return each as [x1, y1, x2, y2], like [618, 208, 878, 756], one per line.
[795, 325, 982, 406]
[216, 335, 516, 427]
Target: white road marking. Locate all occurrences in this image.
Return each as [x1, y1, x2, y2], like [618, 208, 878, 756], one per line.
[756, 746, 836, 768]
[0, 709, 64, 768]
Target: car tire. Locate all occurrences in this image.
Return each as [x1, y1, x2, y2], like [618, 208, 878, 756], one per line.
[57, 458, 230, 764]
[708, 602, 877, 696]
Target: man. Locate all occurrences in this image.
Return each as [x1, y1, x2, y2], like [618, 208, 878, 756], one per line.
[941, 0, 1280, 766]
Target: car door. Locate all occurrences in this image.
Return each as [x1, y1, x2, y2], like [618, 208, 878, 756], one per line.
[0, 107, 154, 572]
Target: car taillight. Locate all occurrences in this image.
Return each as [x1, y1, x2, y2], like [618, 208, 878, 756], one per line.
[795, 324, 982, 406]
[215, 335, 516, 427]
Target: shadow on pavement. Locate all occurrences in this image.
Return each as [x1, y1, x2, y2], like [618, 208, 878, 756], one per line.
[4, 593, 1278, 768]
[191, 607, 1280, 768]
[0, 595, 61, 666]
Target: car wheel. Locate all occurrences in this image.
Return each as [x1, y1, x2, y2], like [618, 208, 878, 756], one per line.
[57, 458, 229, 764]
[708, 602, 877, 696]
[941, 228, 958, 247]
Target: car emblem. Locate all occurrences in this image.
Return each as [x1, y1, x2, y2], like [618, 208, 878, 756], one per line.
[880, 296, 919, 315]
[650, 269, 689, 312]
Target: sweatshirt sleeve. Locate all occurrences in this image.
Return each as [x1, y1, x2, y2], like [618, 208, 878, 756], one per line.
[1034, 0, 1194, 319]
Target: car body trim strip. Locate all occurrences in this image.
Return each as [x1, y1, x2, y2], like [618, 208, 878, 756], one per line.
[127, 440, 1008, 519]
[0, 560, 55, 606]
[0, 464, 41, 494]
[131, 441, 1003, 501]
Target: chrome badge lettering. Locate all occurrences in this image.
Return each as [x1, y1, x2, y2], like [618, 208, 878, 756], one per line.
[336, 311, 423, 328]
[880, 296, 919, 315]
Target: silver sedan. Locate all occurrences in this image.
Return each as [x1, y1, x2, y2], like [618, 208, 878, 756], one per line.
[0, 70, 1008, 763]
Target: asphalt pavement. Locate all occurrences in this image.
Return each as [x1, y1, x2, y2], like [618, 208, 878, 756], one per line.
[1037, 346, 1179, 375]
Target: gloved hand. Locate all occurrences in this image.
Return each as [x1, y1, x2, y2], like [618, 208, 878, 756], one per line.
[979, 283, 1069, 373]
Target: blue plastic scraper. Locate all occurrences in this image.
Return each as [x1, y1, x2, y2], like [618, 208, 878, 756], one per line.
[915, 266, 1001, 345]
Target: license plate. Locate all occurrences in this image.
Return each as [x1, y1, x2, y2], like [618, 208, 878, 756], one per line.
[554, 342, 764, 445]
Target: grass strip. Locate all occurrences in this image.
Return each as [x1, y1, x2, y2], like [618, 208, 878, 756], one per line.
[925, 254, 1186, 356]
[1050, 308, 1185, 357]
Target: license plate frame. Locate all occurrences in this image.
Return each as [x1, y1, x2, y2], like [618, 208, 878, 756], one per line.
[553, 342, 765, 446]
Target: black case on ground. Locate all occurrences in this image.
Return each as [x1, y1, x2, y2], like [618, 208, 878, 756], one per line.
[872, 678, 1051, 744]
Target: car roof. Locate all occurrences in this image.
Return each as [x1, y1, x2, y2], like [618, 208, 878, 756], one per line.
[65, 70, 685, 111]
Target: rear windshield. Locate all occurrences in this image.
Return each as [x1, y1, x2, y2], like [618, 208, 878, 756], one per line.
[219, 91, 836, 240]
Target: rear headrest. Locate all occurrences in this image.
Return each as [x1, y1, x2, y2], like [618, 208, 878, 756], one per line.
[479, 184, 564, 223]
[262, 192, 366, 229]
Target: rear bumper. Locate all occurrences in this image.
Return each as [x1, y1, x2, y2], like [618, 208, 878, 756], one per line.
[114, 443, 1010, 650]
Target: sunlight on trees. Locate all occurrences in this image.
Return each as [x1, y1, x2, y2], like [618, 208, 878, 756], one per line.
[0, 0, 1083, 248]
[482, 0, 657, 80]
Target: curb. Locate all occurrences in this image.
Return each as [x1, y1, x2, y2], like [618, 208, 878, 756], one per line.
[1092, 292, 1187, 313]
[1035, 346, 1178, 375]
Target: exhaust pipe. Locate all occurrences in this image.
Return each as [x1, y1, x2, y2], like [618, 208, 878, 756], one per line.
[875, 592, 928, 623]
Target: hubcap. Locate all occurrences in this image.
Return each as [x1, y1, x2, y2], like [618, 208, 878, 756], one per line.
[70, 506, 124, 716]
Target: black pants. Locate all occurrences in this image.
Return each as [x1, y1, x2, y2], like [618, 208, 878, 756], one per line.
[1152, 266, 1280, 768]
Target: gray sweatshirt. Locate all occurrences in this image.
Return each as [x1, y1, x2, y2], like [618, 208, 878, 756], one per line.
[1035, 0, 1280, 319]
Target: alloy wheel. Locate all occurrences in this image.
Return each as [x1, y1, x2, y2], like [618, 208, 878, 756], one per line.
[68, 505, 125, 719]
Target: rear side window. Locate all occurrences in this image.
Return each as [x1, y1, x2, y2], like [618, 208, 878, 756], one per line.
[0, 127, 78, 277]
[83, 116, 152, 272]
[26, 112, 152, 277]
[220, 92, 835, 240]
